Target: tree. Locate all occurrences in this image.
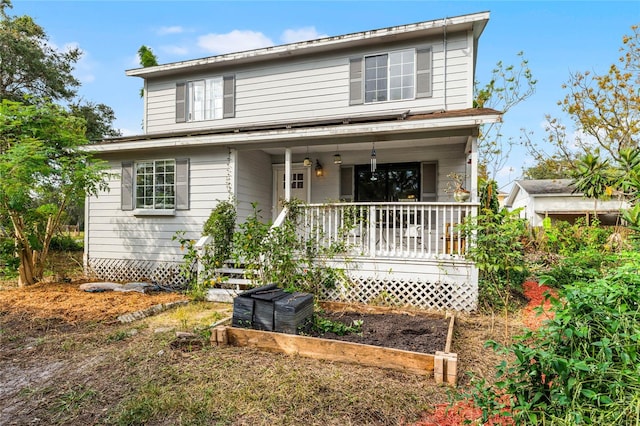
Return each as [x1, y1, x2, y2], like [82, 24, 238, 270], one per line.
[522, 156, 574, 180]
[0, 99, 108, 286]
[137, 45, 158, 97]
[527, 26, 639, 179]
[475, 51, 537, 181]
[0, 0, 81, 102]
[561, 26, 639, 163]
[69, 100, 122, 142]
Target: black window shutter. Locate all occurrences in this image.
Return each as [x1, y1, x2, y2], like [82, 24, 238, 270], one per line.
[121, 161, 134, 211]
[176, 82, 187, 122]
[339, 166, 354, 201]
[421, 162, 438, 201]
[416, 48, 432, 98]
[349, 57, 363, 105]
[223, 75, 235, 118]
[175, 158, 190, 210]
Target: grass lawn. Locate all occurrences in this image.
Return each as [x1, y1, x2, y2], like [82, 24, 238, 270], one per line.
[0, 253, 523, 425]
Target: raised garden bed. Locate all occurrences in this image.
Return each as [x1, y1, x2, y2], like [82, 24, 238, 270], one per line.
[212, 301, 458, 385]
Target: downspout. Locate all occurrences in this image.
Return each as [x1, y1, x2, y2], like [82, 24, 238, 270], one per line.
[83, 192, 90, 276]
[443, 18, 448, 111]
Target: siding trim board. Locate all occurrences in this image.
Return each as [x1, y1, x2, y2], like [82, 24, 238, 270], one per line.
[91, 108, 501, 153]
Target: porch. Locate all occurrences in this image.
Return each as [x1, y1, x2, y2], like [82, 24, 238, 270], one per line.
[297, 201, 476, 260]
[280, 201, 479, 311]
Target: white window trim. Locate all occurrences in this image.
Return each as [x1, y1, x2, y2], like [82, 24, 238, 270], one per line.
[134, 158, 176, 211]
[133, 209, 176, 217]
[363, 48, 416, 104]
[187, 76, 223, 122]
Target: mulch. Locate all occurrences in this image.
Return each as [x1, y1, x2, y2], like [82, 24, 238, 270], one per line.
[411, 280, 557, 426]
[0, 280, 187, 323]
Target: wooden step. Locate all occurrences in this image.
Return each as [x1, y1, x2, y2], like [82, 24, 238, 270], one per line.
[214, 267, 247, 275]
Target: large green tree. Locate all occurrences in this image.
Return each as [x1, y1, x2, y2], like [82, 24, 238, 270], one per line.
[69, 100, 122, 142]
[0, 99, 108, 286]
[0, 0, 80, 102]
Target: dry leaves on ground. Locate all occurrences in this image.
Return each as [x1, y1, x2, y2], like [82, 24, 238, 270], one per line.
[0, 280, 187, 323]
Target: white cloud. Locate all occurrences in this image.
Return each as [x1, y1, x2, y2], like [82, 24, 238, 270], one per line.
[161, 45, 190, 56]
[64, 42, 96, 84]
[157, 26, 184, 36]
[280, 26, 327, 44]
[119, 127, 138, 137]
[197, 30, 273, 55]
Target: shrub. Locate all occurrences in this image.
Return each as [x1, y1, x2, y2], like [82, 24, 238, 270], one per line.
[202, 199, 236, 268]
[0, 237, 19, 275]
[471, 252, 640, 424]
[538, 247, 619, 288]
[49, 234, 83, 251]
[461, 207, 528, 312]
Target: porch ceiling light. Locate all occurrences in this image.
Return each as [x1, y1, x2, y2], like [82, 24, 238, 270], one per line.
[333, 153, 342, 164]
[304, 146, 312, 166]
[370, 143, 377, 173]
[315, 159, 324, 177]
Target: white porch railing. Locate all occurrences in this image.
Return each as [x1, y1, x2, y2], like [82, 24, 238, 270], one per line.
[297, 202, 478, 260]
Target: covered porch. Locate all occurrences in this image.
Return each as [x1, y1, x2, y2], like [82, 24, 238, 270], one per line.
[297, 201, 475, 260]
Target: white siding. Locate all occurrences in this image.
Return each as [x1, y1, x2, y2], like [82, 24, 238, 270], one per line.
[86, 148, 230, 263]
[303, 142, 467, 204]
[235, 150, 273, 223]
[144, 32, 473, 134]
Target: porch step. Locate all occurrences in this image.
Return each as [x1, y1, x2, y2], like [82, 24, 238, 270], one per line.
[222, 277, 253, 286]
[214, 267, 247, 275]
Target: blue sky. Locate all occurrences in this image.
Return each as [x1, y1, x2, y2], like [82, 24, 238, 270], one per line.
[12, 0, 640, 191]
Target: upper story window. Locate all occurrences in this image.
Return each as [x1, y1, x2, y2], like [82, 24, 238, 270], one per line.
[188, 78, 223, 121]
[176, 75, 235, 123]
[364, 49, 415, 103]
[350, 47, 432, 105]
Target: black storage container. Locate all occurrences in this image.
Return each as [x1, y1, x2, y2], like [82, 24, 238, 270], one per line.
[274, 292, 314, 334]
[232, 284, 278, 328]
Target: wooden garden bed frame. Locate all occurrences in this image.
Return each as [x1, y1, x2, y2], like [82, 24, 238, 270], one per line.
[211, 302, 458, 385]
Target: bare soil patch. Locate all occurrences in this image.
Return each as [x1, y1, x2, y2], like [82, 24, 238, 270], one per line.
[310, 310, 449, 354]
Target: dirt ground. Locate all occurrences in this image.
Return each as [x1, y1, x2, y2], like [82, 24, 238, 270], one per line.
[310, 311, 450, 354]
[0, 277, 524, 425]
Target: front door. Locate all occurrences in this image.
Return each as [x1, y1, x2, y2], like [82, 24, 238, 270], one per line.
[273, 165, 310, 220]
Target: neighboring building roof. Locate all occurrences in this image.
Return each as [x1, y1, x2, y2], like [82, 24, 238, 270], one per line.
[504, 179, 576, 207]
[126, 12, 490, 79]
[515, 179, 575, 195]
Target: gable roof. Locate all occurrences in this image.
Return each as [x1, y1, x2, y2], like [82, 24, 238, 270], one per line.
[516, 179, 575, 195]
[126, 11, 490, 79]
[504, 179, 576, 207]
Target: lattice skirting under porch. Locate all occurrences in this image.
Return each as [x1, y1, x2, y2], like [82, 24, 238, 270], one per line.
[319, 276, 477, 312]
[87, 258, 189, 289]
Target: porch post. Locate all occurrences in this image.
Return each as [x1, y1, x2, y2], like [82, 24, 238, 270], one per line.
[284, 148, 292, 202]
[368, 205, 377, 258]
[469, 136, 478, 203]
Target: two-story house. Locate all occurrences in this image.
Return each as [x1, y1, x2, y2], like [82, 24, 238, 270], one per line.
[84, 11, 501, 312]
